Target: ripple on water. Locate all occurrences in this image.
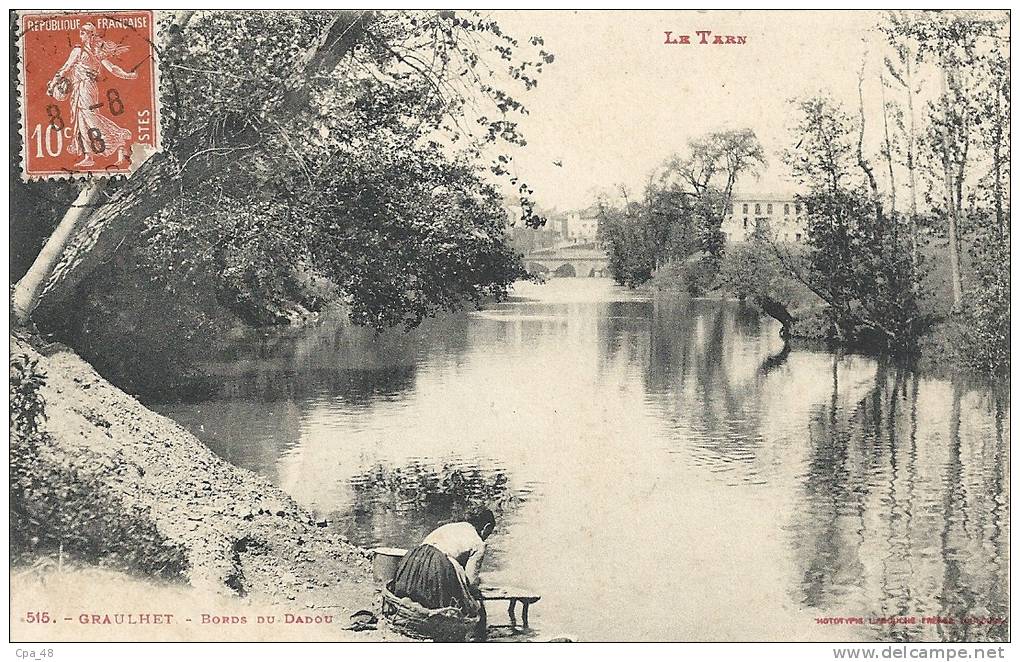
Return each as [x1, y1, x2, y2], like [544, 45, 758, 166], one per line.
[154, 287, 1009, 643]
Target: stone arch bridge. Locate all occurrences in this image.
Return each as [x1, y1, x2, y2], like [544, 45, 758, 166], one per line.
[523, 246, 610, 278]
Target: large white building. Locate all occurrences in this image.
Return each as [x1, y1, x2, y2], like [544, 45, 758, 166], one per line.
[720, 196, 808, 244]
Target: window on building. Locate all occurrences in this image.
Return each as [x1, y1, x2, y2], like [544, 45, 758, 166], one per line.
[742, 203, 749, 214]
[784, 204, 790, 215]
[755, 203, 761, 214]
[795, 233, 802, 242]
[767, 203, 773, 214]
[795, 204, 801, 214]
[743, 218, 748, 229]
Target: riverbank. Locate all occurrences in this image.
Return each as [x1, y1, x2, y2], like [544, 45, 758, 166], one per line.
[631, 271, 1005, 381]
[10, 333, 410, 642]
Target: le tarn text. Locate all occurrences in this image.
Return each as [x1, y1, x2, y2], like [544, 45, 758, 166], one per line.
[664, 30, 747, 45]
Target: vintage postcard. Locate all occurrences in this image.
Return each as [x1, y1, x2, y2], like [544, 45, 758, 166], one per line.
[7, 7, 1011, 655]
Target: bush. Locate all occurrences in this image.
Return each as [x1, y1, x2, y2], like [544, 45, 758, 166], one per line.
[789, 305, 832, 340]
[953, 227, 1010, 376]
[643, 262, 685, 294]
[10, 353, 46, 441]
[681, 255, 720, 296]
[948, 283, 1009, 377]
[645, 255, 720, 296]
[717, 242, 793, 303]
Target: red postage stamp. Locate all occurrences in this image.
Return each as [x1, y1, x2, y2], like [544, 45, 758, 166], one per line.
[16, 10, 161, 179]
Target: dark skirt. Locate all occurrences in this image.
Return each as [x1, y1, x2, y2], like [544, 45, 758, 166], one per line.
[391, 544, 481, 617]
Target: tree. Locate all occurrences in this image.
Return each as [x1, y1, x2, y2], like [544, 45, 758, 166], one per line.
[717, 239, 799, 339]
[596, 193, 655, 287]
[12, 10, 552, 330]
[879, 10, 1009, 371]
[597, 129, 765, 288]
[784, 97, 856, 197]
[884, 12, 1005, 311]
[656, 128, 766, 258]
[779, 96, 927, 353]
[13, 9, 363, 323]
[882, 11, 924, 276]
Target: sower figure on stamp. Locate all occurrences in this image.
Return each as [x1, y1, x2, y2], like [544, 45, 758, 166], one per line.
[49, 23, 137, 168]
[391, 508, 496, 640]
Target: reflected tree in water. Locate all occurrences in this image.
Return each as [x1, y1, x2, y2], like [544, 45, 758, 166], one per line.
[791, 359, 1009, 642]
[339, 462, 524, 547]
[758, 342, 792, 376]
[639, 299, 773, 480]
[796, 354, 868, 611]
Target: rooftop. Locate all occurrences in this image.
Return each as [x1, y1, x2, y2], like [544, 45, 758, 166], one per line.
[730, 194, 802, 202]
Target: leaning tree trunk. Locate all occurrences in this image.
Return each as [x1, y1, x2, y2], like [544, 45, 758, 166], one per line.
[11, 9, 193, 326]
[12, 182, 107, 324]
[756, 294, 796, 340]
[14, 10, 374, 323]
[31, 125, 259, 315]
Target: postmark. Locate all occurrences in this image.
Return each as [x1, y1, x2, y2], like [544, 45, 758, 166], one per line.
[17, 10, 162, 180]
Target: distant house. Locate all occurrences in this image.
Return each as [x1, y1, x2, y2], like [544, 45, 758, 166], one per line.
[720, 196, 807, 244]
[503, 199, 567, 237]
[502, 200, 524, 226]
[565, 207, 600, 243]
[506, 201, 567, 254]
[544, 214, 568, 237]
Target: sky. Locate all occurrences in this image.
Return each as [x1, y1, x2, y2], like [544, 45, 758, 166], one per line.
[485, 10, 893, 211]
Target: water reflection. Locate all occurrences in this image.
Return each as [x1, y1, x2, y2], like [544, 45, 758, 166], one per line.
[640, 299, 781, 487]
[156, 279, 1008, 642]
[789, 363, 1009, 642]
[340, 462, 524, 549]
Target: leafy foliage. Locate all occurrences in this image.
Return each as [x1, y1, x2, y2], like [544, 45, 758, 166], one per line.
[597, 203, 656, 287]
[952, 213, 1010, 375]
[718, 240, 798, 305]
[150, 10, 548, 322]
[780, 97, 928, 354]
[302, 144, 527, 330]
[783, 97, 856, 195]
[597, 129, 765, 288]
[10, 353, 47, 442]
[15, 10, 553, 391]
[879, 11, 1009, 371]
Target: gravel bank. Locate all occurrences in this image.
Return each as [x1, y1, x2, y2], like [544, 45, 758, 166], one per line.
[11, 335, 409, 641]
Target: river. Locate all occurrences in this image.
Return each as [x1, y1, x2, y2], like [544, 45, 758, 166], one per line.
[156, 278, 1009, 642]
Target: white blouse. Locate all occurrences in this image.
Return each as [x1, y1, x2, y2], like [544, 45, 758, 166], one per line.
[423, 522, 486, 586]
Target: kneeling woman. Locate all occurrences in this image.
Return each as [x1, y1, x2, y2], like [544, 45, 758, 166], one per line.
[391, 509, 496, 638]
